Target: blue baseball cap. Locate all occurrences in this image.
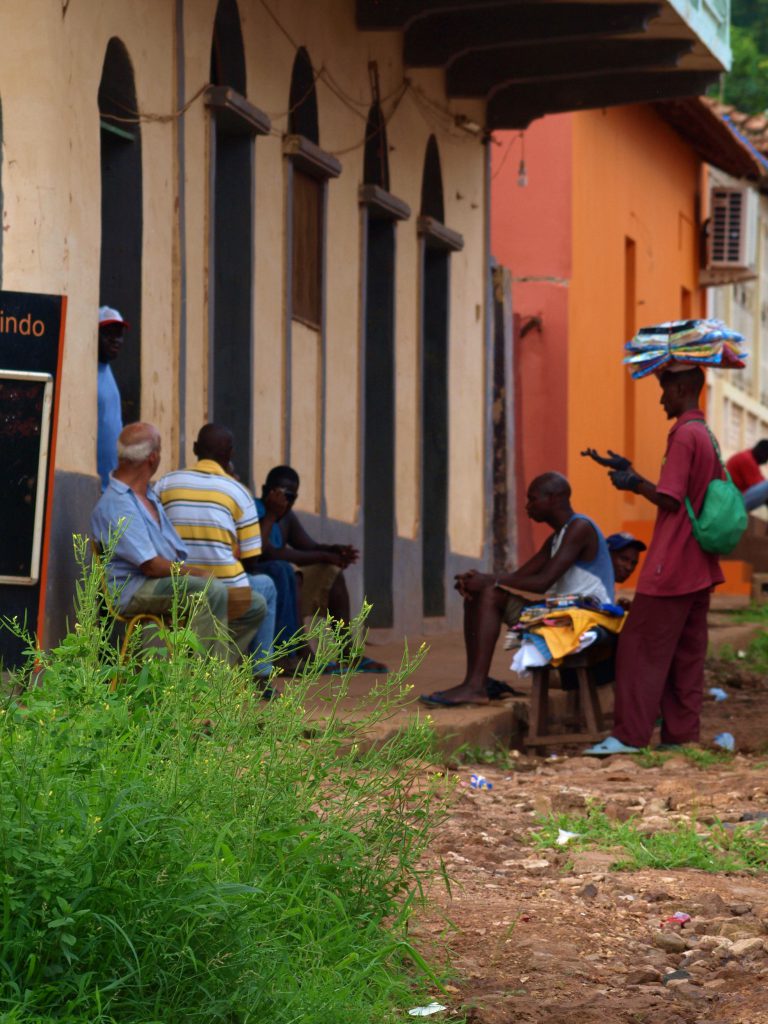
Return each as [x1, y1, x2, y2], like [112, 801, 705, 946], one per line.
[607, 532, 647, 553]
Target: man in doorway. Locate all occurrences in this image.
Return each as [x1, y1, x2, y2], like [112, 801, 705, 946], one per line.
[419, 472, 615, 707]
[97, 306, 128, 490]
[91, 422, 266, 668]
[726, 439, 768, 511]
[155, 423, 280, 689]
[257, 465, 387, 673]
[582, 366, 724, 755]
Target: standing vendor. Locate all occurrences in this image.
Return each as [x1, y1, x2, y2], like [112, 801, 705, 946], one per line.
[580, 319, 745, 755]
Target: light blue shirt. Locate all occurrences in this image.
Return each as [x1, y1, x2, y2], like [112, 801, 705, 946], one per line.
[97, 362, 123, 491]
[90, 478, 187, 610]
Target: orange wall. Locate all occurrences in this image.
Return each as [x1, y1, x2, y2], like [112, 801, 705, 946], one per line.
[569, 105, 703, 560]
[492, 105, 704, 572]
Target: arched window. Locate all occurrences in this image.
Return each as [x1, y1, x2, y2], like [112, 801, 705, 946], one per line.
[282, 47, 339, 511]
[418, 135, 463, 618]
[208, 0, 254, 482]
[363, 102, 389, 191]
[359, 103, 409, 629]
[288, 48, 324, 327]
[99, 38, 143, 425]
[420, 134, 444, 223]
[210, 0, 246, 92]
[288, 47, 319, 144]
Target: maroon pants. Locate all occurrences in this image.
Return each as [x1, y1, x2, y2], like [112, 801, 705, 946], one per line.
[613, 588, 711, 748]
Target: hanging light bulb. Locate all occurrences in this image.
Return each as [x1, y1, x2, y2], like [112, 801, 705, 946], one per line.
[517, 131, 527, 187]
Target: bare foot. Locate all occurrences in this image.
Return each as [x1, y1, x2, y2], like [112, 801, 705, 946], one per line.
[419, 683, 490, 707]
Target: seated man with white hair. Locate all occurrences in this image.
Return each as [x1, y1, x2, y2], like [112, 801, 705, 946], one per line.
[90, 421, 266, 669]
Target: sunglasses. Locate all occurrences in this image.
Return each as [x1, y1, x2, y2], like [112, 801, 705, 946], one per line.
[277, 487, 298, 502]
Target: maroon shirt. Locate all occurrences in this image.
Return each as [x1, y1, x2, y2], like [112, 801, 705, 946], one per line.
[637, 410, 725, 597]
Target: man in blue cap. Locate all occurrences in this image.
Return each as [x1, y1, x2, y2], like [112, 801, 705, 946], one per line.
[97, 305, 128, 490]
[606, 532, 646, 588]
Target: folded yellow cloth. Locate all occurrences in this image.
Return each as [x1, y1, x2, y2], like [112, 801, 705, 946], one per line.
[528, 608, 626, 666]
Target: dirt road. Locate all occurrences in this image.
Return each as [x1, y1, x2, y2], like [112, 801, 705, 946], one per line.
[413, 666, 768, 1024]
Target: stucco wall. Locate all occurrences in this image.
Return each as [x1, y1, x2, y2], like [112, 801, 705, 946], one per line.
[707, 167, 768, 463]
[491, 105, 704, 569]
[0, 0, 491, 638]
[0, 0, 176, 478]
[491, 114, 573, 560]
[570, 105, 703, 541]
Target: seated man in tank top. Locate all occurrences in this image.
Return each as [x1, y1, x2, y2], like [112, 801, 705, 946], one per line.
[420, 472, 615, 707]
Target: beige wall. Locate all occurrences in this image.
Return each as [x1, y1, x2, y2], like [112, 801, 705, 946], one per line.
[0, 0, 491, 620]
[707, 168, 768, 464]
[0, 0, 176, 476]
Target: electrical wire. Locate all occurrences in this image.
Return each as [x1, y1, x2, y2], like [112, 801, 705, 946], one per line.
[328, 81, 409, 157]
[99, 83, 210, 125]
[491, 132, 523, 180]
[98, 0, 484, 160]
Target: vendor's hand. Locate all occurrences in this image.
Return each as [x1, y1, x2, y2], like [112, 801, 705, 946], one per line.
[263, 487, 290, 519]
[454, 570, 495, 599]
[580, 448, 632, 471]
[609, 468, 642, 493]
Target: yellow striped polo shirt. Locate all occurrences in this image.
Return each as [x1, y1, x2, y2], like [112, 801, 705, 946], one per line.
[155, 460, 262, 588]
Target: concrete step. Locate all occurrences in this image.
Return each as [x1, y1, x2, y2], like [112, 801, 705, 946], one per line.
[300, 630, 615, 756]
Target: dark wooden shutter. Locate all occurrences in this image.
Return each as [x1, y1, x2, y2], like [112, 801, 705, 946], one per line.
[291, 170, 322, 328]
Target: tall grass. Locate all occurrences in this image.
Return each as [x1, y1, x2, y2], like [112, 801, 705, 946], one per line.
[0, 538, 444, 1023]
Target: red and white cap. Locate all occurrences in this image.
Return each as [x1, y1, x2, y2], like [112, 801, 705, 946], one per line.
[98, 305, 130, 328]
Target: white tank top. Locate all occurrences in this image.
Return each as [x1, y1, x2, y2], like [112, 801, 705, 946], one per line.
[548, 518, 612, 604]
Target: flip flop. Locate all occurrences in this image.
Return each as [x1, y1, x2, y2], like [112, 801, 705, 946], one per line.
[357, 656, 388, 674]
[418, 691, 489, 708]
[486, 677, 525, 700]
[325, 656, 389, 675]
[583, 736, 640, 757]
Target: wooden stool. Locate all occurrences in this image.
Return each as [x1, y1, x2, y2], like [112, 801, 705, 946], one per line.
[525, 640, 614, 752]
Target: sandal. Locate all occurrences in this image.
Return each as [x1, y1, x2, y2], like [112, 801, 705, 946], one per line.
[583, 736, 639, 757]
[486, 677, 525, 700]
[419, 690, 489, 708]
[325, 656, 388, 675]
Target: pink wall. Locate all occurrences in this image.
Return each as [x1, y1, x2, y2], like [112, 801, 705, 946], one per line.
[492, 114, 574, 559]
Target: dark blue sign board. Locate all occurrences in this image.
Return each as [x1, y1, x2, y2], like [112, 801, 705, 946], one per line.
[0, 291, 67, 668]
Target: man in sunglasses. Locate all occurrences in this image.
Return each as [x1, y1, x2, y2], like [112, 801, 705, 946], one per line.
[256, 465, 387, 674]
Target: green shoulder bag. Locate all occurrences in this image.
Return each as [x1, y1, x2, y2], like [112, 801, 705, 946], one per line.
[683, 423, 747, 555]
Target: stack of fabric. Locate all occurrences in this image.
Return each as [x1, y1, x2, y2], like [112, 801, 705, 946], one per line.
[624, 318, 746, 379]
[508, 595, 626, 672]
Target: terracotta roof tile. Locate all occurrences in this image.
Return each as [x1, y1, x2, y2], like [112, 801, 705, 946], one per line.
[699, 95, 768, 168]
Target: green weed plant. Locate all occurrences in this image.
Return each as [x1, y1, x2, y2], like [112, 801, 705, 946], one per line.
[443, 743, 516, 771]
[631, 747, 734, 769]
[533, 806, 768, 873]
[723, 602, 768, 625]
[0, 538, 445, 1023]
[716, 632, 768, 671]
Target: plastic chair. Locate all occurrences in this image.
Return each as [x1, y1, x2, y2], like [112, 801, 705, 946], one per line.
[90, 540, 173, 690]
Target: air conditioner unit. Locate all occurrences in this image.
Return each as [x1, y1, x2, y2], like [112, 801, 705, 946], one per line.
[707, 185, 759, 271]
